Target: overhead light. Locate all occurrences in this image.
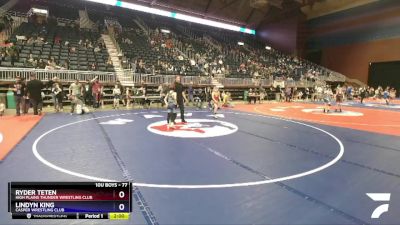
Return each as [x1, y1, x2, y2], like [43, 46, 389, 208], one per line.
[238, 42, 244, 46]
[161, 29, 170, 34]
[265, 46, 271, 50]
[31, 8, 48, 15]
[85, 0, 256, 35]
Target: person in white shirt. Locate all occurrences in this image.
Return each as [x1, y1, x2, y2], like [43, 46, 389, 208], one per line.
[335, 85, 344, 112]
[323, 87, 333, 113]
[112, 85, 121, 109]
[0, 101, 5, 116]
[315, 86, 323, 101]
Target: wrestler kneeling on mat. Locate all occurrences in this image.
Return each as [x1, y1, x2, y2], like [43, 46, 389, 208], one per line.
[69, 94, 90, 115]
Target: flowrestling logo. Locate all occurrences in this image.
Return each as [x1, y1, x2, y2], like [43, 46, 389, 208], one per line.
[147, 119, 238, 138]
[0, 132, 3, 144]
[366, 193, 391, 219]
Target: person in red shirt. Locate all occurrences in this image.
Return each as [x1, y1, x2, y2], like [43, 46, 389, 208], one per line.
[91, 76, 103, 108]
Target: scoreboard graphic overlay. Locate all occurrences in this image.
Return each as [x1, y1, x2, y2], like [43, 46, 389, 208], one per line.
[8, 182, 131, 220]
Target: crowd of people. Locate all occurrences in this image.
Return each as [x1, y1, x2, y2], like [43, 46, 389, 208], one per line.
[120, 28, 199, 76]
[2, 72, 397, 119]
[0, 42, 19, 66]
[4, 74, 236, 119]
[145, 25, 325, 84]
[358, 86, 397, 105]
[7, 74, 105, 116]
[244, 83, 398, 113]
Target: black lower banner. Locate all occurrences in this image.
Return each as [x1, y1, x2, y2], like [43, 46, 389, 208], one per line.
[12, 213, 109, 219]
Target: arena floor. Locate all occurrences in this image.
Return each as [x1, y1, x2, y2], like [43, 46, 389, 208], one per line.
[0, 101, 399, 225]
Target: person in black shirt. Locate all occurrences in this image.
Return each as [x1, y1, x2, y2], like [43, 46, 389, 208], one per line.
[26, 73, 43, 115]
[138, 82, 150, 108]
[194, 88, 205, 109]
[205, 87, 212, 110]
[37, 59, 46, 69]
[11, 76, 26, 116]
[174, 76, 187, 123]
[360, 87, 367, 104]
[47, 76, 58, 111]
[21, 78, 30, 114]
[116, 80, 125, 107]
[83, 80, 93, 106]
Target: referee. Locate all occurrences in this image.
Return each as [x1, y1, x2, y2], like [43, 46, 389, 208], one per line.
[26, 73, 43, 115]
[174, 75, 187, 123]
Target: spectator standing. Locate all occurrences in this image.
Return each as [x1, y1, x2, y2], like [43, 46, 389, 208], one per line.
[116, 80, 125, 106]
[52, 82, 63, 112]
[83, 80, 92, 106]
[26, 73, 43, 115]
[194, 88, 205, 109]
[248, 88, 256, 104]
[11, 76, 26, 116]
[69, 79, 82, 98]
[112, 84, 121, 109]
[125, 87, 131, 108]
[383, 87, 390, 105]
[91, 77, 103, 108]
[157, 83, 166, 107]
[22, 78, 30, 114]
[47, 76, 59, 112]
[7, 43, 17, 66]
[285, 87, 292, 102]
[69, 79, 82, 114]
[0, 100, 4, 116]
[187, 82, 194, 106]
[359, 87, 367, 104]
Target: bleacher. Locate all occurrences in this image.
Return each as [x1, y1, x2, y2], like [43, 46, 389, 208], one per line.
[132, 13, 337, 82]
[5, 20, 113, 72]
[0, 0, 347, 89]
[0, 0, 9, 6]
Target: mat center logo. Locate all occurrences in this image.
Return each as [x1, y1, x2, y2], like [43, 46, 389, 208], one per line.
[0, 132, 3, 144]
[147, 119, 238, 138]
[302, 108, 364, 116]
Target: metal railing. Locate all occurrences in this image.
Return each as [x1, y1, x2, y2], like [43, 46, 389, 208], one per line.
[132, 74, 212, 86]
[217, 77, 254, 86]
[56, 17, 78, 26]
[319, 69, 346, 82]
[0, 67, 318, 88]
[260, 79, 273, 86]
[6, 11, 28, 18]
[346, 77, 367, 87]
[292, 80, 316, 88]
[0, 67, 117, 83]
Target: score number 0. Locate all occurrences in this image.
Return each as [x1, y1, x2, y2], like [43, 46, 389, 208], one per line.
[118, 190, 126, 211]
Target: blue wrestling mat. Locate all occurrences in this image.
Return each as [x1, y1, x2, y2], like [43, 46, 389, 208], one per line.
[1, 109, 400, 225]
